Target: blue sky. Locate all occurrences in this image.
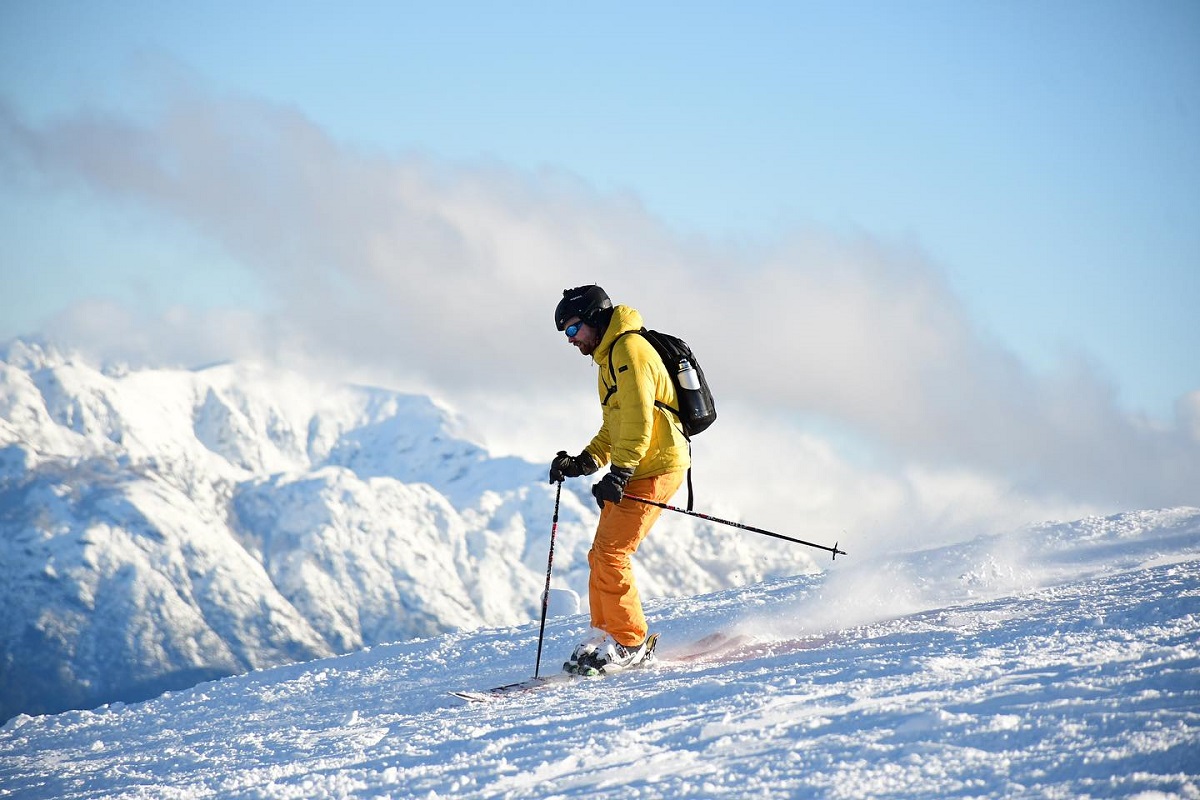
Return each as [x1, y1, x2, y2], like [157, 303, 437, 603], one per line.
[2, 1, 1198, 522]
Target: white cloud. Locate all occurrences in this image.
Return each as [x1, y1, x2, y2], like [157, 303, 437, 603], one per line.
[2, 81, 1197, 542]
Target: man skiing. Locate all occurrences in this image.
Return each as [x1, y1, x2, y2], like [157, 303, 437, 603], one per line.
[549, 285, 690, 673]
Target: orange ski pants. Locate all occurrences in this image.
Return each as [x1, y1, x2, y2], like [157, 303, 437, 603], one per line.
[587, 470, 686, 647]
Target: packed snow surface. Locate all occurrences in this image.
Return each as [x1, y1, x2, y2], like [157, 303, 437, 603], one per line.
[3, 507, 1198, 799]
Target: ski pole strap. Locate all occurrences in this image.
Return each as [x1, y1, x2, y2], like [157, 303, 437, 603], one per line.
[624, 494, 847, 560]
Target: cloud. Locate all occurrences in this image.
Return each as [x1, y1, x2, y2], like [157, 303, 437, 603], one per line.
[2, 80, 1197, 528]
[35, 299, 287, 370]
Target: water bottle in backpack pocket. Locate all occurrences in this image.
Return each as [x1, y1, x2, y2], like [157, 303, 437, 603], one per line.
[675, 356, 713, 431]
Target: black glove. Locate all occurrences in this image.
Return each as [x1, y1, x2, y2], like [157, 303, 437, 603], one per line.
[592, 465, 634, 509]
[548, 450, 598, 484]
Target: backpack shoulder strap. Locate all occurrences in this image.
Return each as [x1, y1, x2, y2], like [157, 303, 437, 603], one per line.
[603, 330, 637, 405]
[606, 330, 637, 383]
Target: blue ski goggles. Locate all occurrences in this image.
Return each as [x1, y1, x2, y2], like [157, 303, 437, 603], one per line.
[564, 321, 584, 338]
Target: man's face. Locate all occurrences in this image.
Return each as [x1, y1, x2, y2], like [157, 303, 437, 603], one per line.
[563, 316, 601, 357]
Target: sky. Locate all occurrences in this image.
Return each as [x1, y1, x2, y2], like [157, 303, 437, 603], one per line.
[1, 1, 1198, 535]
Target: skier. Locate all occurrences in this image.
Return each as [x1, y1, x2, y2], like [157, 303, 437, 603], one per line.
[549, 285, 691, 673]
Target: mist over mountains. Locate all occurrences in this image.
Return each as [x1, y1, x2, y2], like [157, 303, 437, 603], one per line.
[0, 340, 815, 721]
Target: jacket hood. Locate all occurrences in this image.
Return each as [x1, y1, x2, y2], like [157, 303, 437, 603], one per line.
[594, 305, 644, 363]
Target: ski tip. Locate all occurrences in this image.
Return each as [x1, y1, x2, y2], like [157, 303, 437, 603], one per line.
[448, 690, 493, 703]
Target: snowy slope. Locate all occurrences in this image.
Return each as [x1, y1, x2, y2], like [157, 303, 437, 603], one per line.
[0, 340, 816, 721]
[2, 509, 1198, 799]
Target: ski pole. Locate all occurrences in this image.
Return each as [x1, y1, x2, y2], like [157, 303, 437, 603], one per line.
[534, 480, 563, 678]
[625, 494, 847, 560]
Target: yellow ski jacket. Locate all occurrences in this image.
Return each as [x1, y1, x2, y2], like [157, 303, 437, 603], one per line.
[583, 305, 691, 479]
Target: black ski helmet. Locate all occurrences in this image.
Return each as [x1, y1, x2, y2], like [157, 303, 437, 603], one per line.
[555, 285, 612, 331]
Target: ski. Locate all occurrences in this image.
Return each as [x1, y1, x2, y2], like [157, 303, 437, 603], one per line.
[448, 631, 837, 702]
[448, 673, 576, 703]
[449, 633, 659, 702]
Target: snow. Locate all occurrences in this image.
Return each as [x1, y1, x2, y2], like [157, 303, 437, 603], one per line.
[2, 508, 1199, 799]
[3, 341, 1199, 797]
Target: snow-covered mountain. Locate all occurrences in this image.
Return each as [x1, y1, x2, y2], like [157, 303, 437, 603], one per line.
[0, 340, 816, 722]
[2, 508, 1197, 799]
